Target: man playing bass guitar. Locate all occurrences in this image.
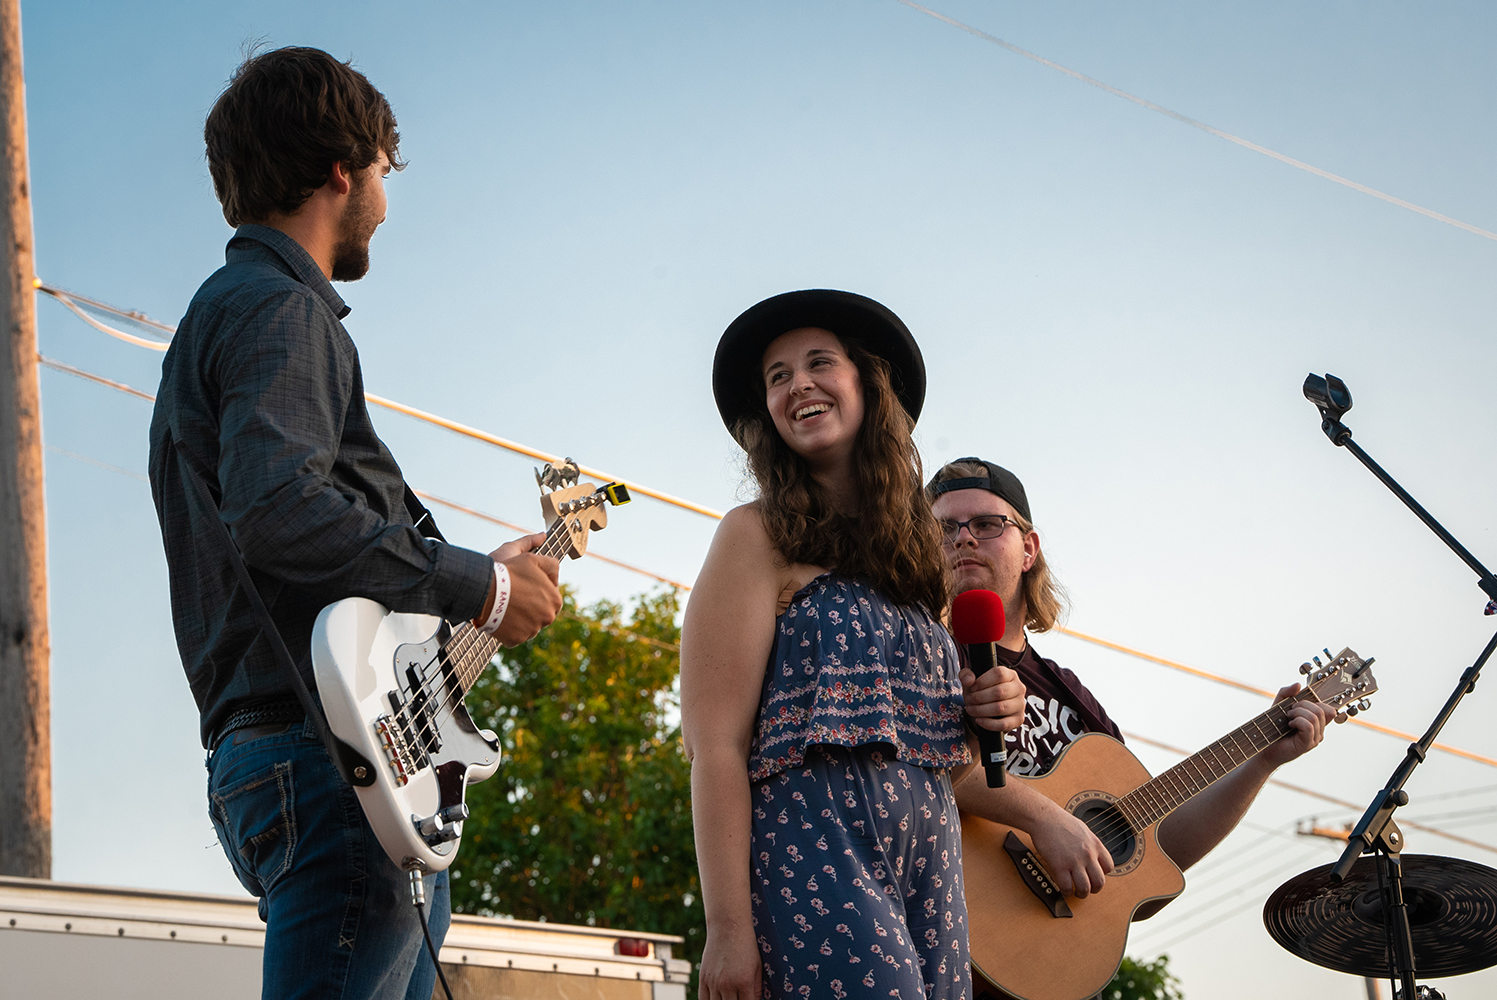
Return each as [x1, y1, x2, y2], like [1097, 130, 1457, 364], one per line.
[148, 47, 563, 1000]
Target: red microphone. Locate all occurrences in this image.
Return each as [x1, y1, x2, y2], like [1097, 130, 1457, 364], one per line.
[951, 589, 1009, 787]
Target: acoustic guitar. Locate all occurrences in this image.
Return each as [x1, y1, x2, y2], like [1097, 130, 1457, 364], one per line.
[962, 647, 1377, 1000]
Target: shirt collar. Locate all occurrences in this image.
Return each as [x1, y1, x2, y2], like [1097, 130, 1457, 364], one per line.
[228, 224, 351, 320]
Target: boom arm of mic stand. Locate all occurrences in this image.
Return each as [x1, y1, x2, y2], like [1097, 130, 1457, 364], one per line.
[1337, 436, 1497, 604]
[1311, 397, 1497, 604]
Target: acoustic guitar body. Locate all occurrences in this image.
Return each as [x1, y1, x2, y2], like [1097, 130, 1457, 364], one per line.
[960, 733, 1185, 1000]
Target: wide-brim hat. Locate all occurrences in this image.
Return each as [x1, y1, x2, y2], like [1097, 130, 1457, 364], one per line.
[713, 289, 925, 437]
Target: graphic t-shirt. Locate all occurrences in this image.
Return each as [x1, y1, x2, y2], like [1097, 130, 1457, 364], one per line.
[996, 642, 1123, 777]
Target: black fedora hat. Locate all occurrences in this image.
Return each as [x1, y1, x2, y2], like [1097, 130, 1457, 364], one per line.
[713, 289, 926, 437]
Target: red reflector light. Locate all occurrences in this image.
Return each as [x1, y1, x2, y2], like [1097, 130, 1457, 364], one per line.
[615, 937, 650, 957]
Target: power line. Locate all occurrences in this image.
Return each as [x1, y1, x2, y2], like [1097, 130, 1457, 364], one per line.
[1133, 849, 1325, 954]
[1175, 821, 1305, 885]
[1132, 836, 1321, 937]
[35, 280, 174, 334]
[896, 1, 1497, 244]
[558, 610, 680, 654]
[367, 393, 725, 519]
[37, 282, 171, 351]
[1123, 729, 1497, 855]
[44, 443, 147, 482]
[1062, 626, 1497, 768]
[36, 318, 1497, 772]
[34, 281, 726, 520]
[1130, 818, 1340, 949]
[1416, 783, 1497, 803]
[38, 354, 155, 401]
[413, 490, 693, 591]
[32, 355, 691, 594]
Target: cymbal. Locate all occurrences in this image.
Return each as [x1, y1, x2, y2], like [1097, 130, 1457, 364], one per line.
[1264, 854, 1497, 978]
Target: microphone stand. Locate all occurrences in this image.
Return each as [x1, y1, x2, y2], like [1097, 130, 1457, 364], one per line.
[1304, 374, 1497, 1000]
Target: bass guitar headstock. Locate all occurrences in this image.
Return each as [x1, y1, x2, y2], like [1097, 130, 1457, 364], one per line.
[536, 458, 631, 560]
[1301, 647, 1379, 718]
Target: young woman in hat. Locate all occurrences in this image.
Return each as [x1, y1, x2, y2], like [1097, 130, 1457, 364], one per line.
[681, 290, 1026, 1000]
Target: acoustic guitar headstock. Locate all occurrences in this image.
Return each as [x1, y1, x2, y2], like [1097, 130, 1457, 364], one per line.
[535, 458, 631, 560]
[1301, 647, 1378, 718]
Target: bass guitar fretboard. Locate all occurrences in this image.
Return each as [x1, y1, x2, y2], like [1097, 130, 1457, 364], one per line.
[436, 510, 581, 696]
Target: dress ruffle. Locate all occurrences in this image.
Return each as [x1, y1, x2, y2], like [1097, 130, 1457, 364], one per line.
[748, 574, 970, 781]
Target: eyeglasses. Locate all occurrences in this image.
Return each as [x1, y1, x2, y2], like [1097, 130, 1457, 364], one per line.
[938, 515, 1018, 543]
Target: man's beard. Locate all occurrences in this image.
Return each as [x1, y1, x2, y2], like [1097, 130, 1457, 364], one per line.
[329, 176, 381, 282]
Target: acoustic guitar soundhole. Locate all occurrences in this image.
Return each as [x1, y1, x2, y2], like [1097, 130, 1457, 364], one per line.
[1073, 799, 1137, 870]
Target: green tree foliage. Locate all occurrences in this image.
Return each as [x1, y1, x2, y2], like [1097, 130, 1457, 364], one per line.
[1102, 955, 1185, 1000]
[451, 587, 703, 975]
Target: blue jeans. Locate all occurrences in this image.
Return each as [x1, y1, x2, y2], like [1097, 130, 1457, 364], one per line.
[207, 719, 450, 1000]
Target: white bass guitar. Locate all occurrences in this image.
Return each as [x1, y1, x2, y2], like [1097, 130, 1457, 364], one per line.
[311, 460, 629, 872]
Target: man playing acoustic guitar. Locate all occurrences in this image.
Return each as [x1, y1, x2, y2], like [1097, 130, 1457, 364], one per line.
[930, 458, 1339, 900]
[148, 47, 563, 1000]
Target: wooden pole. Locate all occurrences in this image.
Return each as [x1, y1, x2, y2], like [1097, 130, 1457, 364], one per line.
[0, 0, 48, 880]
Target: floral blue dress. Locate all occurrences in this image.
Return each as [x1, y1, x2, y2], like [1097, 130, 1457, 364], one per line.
[746, 574, 972, 999]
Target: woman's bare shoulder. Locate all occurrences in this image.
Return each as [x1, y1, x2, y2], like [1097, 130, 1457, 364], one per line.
[704, 504, 824, 601]
[694, 503, 775, 589]
[710, 502, 773, 560]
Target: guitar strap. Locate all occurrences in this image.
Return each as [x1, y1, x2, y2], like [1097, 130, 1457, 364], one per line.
[172, 438, 377, 787]
[403, 485, 446, 542]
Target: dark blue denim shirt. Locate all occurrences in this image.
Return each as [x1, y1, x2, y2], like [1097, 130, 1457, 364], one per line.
[148, 225, 493, 747]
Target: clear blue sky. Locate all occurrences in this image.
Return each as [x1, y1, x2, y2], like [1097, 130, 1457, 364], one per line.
[23, 3, 1497, 996]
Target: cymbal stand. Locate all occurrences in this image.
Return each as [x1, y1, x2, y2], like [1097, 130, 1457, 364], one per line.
[1304, 374, 1497, 1000]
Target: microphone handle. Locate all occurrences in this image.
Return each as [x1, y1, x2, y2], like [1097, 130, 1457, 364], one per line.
[965, 640, 1008, 788]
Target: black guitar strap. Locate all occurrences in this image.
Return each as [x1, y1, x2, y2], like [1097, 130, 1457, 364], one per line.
[173, 438, 377, 787]
[403, 485, 446, 542]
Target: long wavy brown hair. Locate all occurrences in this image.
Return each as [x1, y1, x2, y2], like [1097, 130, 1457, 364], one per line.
[732, 337, 950, 613]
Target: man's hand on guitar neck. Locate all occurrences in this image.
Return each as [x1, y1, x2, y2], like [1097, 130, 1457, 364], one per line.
[1260, 682, 1341, 767]
[474, 532, 564, 646]
[1156, 683, 1340, 871]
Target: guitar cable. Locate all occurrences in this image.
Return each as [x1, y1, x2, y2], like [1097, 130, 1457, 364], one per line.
[410, 870, 456, 1000]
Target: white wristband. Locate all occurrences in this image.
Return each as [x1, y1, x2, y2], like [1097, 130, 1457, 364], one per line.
[477, 561, 512, 635]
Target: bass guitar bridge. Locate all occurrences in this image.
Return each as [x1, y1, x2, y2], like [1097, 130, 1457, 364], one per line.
[374, 713, 419, 787]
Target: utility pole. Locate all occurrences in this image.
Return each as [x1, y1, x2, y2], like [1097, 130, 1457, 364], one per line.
[1296, 821, 1380, 1000]
[0, 0, 49, 880]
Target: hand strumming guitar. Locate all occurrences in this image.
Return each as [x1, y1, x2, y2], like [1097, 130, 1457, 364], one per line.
[956, 659, 1113, 896]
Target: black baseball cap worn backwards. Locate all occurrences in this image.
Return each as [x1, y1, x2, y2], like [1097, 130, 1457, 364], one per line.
[927, 457, 1032, 523]
[713, 289, 926, 440]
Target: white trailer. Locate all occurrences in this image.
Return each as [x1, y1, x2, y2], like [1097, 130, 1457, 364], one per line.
[0, 875, 690, 999]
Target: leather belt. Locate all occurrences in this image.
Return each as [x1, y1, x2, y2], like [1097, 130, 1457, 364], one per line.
[210, 697, 305, 752]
